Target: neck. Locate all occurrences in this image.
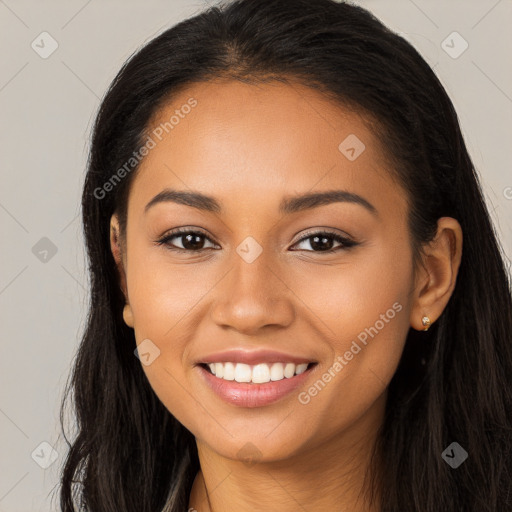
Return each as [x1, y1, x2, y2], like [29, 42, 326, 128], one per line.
[188, 392, 385, 512]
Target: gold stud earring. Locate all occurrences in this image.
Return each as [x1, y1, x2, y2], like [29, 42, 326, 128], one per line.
[421, 316, 431, 331]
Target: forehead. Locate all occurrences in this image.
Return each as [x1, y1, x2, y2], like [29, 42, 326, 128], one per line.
[129, 79, 404, 219]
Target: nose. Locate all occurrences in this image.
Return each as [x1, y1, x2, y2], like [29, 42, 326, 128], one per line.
[209, 251, 295, 335]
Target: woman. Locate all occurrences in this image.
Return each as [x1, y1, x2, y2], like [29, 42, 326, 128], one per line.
[59, 0, 512, 510]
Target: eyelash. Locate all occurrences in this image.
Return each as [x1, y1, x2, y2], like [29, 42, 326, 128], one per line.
[155, 227, 358, 254]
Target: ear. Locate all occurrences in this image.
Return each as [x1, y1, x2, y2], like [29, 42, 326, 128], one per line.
[110, 214, 134, 328]
[409, 217, 463, 331]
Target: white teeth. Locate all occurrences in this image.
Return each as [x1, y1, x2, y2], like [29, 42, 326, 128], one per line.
[223, 362, 235, 380]
[252, 363, 271, 383]
[205, 361, 312, 383]
[270, 362, 284, 381]
[234, 363, 252, 382]
[295, 363, 308, 375]
[283, 363, 295, 378]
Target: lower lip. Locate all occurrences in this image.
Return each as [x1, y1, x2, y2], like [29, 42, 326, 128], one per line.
[196, 363, 317, 408]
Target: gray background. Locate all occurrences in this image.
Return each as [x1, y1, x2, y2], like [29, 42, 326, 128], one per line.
[1, 0, 511, 510]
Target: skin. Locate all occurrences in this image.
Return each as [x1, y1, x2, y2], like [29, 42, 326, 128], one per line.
[110, 79, 462, 512]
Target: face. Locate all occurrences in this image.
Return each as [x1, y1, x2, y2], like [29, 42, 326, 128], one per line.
[112, 79, 417, 463]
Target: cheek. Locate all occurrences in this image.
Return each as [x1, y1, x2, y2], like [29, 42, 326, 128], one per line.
[294, 238, 413, 342]
[126, 243, 214, 339]
[124, 253, 201, 424]
[291, 241, 413, 402]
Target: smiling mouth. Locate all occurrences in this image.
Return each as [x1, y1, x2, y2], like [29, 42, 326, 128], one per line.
[199, 361, 317, 384]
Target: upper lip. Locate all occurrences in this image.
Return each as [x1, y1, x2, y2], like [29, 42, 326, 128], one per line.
[196, 349, 316, 366]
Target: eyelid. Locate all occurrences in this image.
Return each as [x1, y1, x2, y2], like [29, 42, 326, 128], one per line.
[156, 226, 218, 249]
[292, 227, 354, 245]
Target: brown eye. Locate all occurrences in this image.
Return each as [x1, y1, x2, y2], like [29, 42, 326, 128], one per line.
[157, 229, 218, 252]
[291, 231, 358, 253]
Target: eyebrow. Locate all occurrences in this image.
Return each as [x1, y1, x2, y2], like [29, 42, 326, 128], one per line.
[144, 188, 378, 216]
